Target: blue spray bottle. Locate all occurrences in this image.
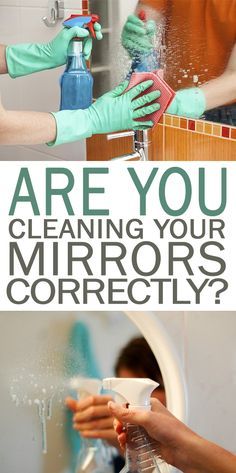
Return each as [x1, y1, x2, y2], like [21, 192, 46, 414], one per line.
[60, 14, 100, 111]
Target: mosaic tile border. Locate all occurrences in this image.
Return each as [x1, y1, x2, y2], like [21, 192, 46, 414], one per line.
[159, 114, 236, 141]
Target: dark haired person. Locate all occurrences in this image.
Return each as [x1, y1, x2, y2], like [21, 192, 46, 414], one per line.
[115, 337, 166, 405]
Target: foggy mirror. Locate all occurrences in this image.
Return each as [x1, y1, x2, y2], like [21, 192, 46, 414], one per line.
[0, 311, 166, 473]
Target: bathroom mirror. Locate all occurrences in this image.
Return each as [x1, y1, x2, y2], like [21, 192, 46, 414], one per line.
[0, 311, 186, 473]
[93, 0, 236, 127]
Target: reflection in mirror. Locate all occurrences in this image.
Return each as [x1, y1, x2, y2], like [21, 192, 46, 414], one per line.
[0, 311, 167, 473]
[108, 0, 236, 126]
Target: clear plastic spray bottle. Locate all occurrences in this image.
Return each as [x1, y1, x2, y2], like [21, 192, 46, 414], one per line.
[70, 377, 114, 473]
[60, 38, 93, 111]
[103, 378, 170, 473]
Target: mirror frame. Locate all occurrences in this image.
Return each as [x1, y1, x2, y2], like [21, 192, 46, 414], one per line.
[125, 311, 188, 421]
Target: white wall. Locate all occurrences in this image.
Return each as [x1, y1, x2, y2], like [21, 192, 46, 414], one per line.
[0, 0, 86, 161]
[156, 311, 236, 453]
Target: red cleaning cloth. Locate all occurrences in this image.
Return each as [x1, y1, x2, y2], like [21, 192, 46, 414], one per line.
[126, 70, 175, 128]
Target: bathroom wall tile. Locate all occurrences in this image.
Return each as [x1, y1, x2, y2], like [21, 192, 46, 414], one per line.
[149, 124, 164, 160]
[213, 124, 221, 137]
[0, 6, 21, 44]
[222, 126, 230, 138]
[30, 141, 86, 160]
[196, 121, 204, 133]
[188, 119, 195, 131]
[0, 74, 24, 110]
[180, 118, 187, 129]
[164, 114, 172, 126]
[0, 0, 20, 6]
[19, 0, 49, 7]
[231, 128, 236, 140]
[172, 116, 180, 128]
[17, 0, 83, 10]
[204, 122, 213, 135]
[163, 126, 236, 160]
[1, 5, 84, 46]
[0, 143, 86, 161]
[19, 7, 63, 43]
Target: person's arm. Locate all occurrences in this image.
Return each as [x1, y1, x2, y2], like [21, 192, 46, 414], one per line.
[65, 395, 120, 449]
[0, 80, 161, 146]
[201, 44, 236, 111]
[0, 45, 7, 74]
[109, 399, 236, 473]
[3, 24, 102, 79]
[0, 99, 56, 145]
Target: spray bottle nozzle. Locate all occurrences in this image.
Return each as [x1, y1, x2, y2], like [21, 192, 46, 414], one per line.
[63, 13, 100, 39]
[139, 10, 147, 21]
[103, 378, 159, 409]
[69, 377, 102, 399]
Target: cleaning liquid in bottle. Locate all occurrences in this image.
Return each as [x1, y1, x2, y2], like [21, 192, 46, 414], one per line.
[60, 39, 93, 111]
[103, 377, 170, 473]
[70, 377, 114, 473]
[129, 11, 159, 75]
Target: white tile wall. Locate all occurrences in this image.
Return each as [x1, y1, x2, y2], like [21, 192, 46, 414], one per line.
[0, 0, 86, 161]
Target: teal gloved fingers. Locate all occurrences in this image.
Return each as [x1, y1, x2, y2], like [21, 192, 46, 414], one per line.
[88, 79, 160, 135]
[133, 103, 160, 119]
[122, 14, 156, 56]
[41, 26, 89, 67]
[94, 22, 103, 41]
[124, 15, 147, 35]
[125, 79, 156, 100]
[83, 23, 103, 60]
[167, 88, 206, 118]
[132, 89, 161, 112]
[83, 38, 93, 60]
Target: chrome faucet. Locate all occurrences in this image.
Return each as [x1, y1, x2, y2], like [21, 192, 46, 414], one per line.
[107, 130, 151, 162]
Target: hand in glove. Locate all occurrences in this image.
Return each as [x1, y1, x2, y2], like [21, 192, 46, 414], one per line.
[6, 23, 103, 78]
[49, 80, 161, 146]
[167, 88, 206, 118]
[122, 14, 156, 57]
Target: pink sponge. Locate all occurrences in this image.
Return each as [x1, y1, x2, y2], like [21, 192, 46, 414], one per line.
[126, 70, 175, 127]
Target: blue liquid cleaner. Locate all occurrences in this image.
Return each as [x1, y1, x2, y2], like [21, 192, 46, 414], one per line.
[60, 40, 93, 111]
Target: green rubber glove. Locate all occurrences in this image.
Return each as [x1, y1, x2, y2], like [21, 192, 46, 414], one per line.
[49, 80, 161, 146]
[167, 88, 206, 118]
[122, 14, 156, 57]
[6, 24, 103, 78]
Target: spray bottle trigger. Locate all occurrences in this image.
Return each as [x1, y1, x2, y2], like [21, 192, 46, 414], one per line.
[63, 13, 100, 39]
[139, 10, 147, 21]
